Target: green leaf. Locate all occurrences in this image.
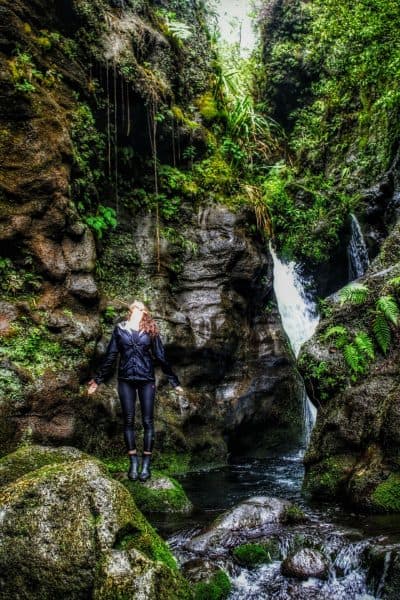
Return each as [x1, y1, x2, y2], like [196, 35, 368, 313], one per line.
[323, 325, 348, 339]
[343, 343, 365, 373]
[373, 313, 391, 354]
[354, 331, 374, 360]
[339, 283, 369, 305]
[376, 295, 399, 325]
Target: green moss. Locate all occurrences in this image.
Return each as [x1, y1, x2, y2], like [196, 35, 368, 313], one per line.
[371, 474, 400, 513]
[0, 317, 81, 377]
[303, 455, 355, 498]
[282, 505, 307, 524]
[232, 541, 280, 567]
[102, 452, 191, 476]
[193, 570, 231, 600]
[0, 444, 93, 486]
[122, 473, 192, 515]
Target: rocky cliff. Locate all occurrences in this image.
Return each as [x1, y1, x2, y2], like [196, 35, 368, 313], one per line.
[0, 0, 302, 464]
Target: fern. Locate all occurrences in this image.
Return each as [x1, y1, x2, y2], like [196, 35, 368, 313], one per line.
[373, 312, 391, 354]
[339, 283, 369, 305]
[323, 325, 347, 338]
[343, 343, 366, 373]
[376, 295, 399, 325]
[323, 324, 348, 348]
[354, 331, 374, 360]
[388, 276, 400, 288]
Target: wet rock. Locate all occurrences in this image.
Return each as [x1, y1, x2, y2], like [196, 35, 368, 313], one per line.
[0, 444, 189, 599]
[122, 473, 193, 515]
[281, 548, 328, 580]
[186, 496, 292, 552]
[182, 558, 222, 583]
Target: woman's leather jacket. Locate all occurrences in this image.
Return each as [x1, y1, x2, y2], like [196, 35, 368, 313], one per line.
[93, 321, 180, 387]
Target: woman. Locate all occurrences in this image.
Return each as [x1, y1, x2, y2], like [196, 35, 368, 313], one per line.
[87, 300, 183, 482]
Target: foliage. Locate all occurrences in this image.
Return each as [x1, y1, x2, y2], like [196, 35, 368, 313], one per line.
[268, 0, 400, 183]
[156, 9, 192, 47]
[322, 325, 374, 379]
[262, 163, 352, 262]
[8, 51, 41, 94]
[0, 319, 64, 377]
[373, 313, 392, 355]
[84, 205, 117, 239]
[339, 283, 369, 305]
[71, 102, 106, 210]
[0, 257, 42, 297]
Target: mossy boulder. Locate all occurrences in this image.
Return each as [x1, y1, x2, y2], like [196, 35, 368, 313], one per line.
[122, 473, 193, 515]
[192, 570, 231, 600]
[0, 444, 191, 599]
[0, 443, 94, 486]
[371, 474, 400, 513]
[303, 455, 357, 498]
[232, 540, 281, 567]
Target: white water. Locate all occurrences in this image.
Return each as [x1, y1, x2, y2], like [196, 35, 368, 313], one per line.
[270, 244, 319, 443]
[348, 213, 370, 279]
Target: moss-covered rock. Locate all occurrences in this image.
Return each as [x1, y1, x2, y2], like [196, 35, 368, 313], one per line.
[303, 455, 357, 498]
[192, 570, 231, 600]
[122, 472, 193, 515]
[0, 444, 191, 599]
[0, 442, 93, 486]
[232, 540, 280, 567]
[371, 474, 400, 513]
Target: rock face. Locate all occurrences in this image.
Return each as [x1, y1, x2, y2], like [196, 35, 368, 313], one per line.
[0, 0, 301, 464]
[92, 201, 303, 463]
[299, 211, 400, 510]
[0, 444, 191, 599]
[281, 548, 328, 580]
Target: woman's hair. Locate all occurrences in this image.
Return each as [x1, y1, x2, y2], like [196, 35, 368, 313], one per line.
[128, 300, 159, 338]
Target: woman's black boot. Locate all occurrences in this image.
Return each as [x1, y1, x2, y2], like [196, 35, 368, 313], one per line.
[128, 454, 139, 481]
[139, 454, 151, 482]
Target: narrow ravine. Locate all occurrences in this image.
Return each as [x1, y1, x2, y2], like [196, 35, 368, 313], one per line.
[162, 232, 400, 599]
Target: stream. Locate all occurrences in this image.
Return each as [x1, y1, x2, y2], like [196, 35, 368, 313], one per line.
[153, 218, 400, 599]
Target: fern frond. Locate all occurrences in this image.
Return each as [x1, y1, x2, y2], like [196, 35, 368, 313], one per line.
[343, 343, 365, 373]
[376, 295, 399, 325]
[323, 325, 348, 339]
[373, 312, 391, 354]
[388, 276, 400, 288]
[354, 331, 374, 360]
[339, 283, 369, 305]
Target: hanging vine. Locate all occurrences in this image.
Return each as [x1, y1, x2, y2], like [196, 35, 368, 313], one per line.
[147, 100, 161, 273]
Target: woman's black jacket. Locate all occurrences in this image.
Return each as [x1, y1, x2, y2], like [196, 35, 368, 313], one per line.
[93, 322, 180, 387]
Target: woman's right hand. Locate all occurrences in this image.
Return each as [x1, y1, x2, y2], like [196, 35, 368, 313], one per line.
[87, 380, 98, 395]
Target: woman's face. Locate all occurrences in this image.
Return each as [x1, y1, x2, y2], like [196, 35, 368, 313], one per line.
[129, 302, 145, 320]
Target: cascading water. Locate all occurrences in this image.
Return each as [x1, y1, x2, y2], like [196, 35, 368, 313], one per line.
[269, 244, 319, 445]
[348, 213, 370, 280]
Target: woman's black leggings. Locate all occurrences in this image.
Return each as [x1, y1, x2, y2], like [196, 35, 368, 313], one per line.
[117, 380, 155, 453]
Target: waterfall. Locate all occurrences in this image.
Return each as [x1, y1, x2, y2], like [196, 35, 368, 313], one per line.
[270, 244, 319, 444]
[348, 213, 370, 280]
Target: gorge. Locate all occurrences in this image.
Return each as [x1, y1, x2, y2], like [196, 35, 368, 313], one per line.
[1, 0, 400, 598]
